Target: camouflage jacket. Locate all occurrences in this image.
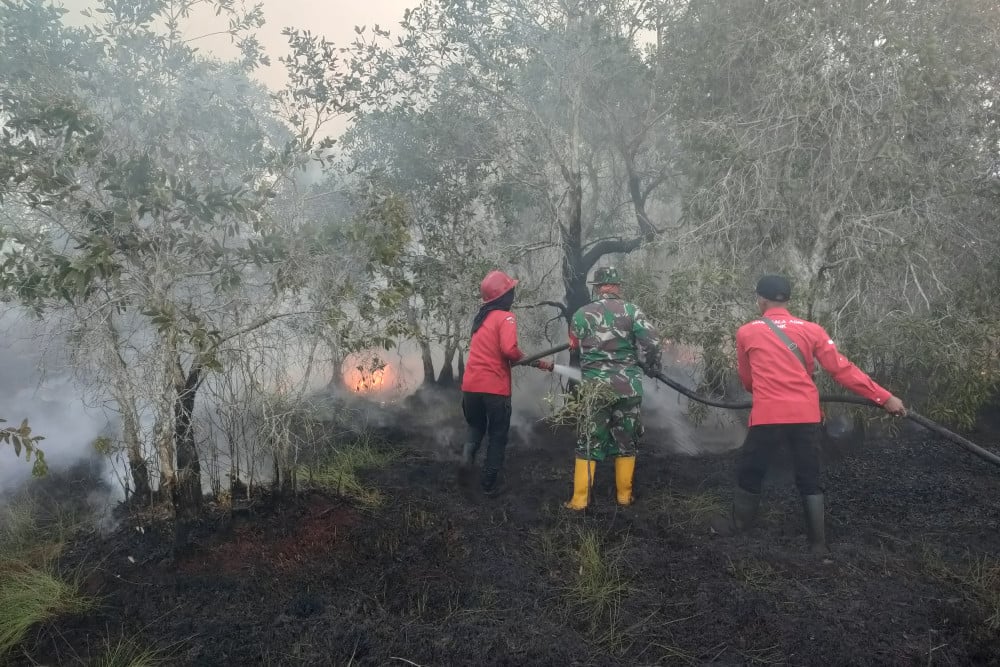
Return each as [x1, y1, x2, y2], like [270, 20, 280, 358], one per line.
[570, 296, 661, 398]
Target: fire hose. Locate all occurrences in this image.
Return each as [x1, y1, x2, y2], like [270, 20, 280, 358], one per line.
[517, 342, 1000, 468]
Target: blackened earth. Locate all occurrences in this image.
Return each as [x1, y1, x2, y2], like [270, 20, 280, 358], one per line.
[12, 392, 1000, 666]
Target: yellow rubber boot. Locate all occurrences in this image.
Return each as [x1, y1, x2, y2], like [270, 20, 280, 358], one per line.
[614, 456, 636, 506]
[564, 458, 596, 510]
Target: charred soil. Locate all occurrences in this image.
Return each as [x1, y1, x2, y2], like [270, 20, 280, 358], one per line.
[10, 395, 1000, 666]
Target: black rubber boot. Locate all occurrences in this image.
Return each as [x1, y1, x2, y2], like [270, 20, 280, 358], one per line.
[481, 469, 504, 496]
[802, 494, 829, 555]
[462, 441, 480, 467]
[711, 487, 761, 535]
[458, 442, 480, 489]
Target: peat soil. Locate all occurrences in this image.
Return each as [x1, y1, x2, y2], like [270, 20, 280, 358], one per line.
[12, 390, 1000, 666]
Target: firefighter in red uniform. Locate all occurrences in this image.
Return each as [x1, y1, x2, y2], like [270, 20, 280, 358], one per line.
[714, 275, 906, 554]
[461, 270, 553, 494]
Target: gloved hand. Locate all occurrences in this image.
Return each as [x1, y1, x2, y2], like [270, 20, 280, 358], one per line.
[642, 361, 661, 379]
[530, 359, 554, 372]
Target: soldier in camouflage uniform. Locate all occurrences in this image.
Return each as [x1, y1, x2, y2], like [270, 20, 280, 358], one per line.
[565, 267, 662, 510]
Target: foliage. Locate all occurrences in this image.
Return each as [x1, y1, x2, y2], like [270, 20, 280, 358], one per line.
[639, 0, 1000, 424]
[344, 0, 676, 336]
[0, 0, 407, 509]
[0, 418, 46, 477]
[544, 381, 620, 450]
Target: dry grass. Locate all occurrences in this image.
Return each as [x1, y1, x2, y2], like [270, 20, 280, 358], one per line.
[919, 548, 1000, 631]
[648, 489, 725, 529]
[0, 497, 82, 564]
[725, 557, 779, 592]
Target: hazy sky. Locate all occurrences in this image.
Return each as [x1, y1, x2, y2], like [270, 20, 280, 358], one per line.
[57, 0, 417, 135]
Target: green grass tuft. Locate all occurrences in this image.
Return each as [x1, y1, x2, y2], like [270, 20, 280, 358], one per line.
[0, 564, 92, 657]
[300, 437, 399, 507]
[566, 528, 629, 640]
[94, 635, 165, 667]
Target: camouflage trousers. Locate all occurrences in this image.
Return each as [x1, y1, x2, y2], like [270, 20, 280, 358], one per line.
[576, 395, 644, 461]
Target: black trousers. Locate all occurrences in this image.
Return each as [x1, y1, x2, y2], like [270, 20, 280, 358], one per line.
[462, 392, 512, 483]
[737, 423, 822, 496]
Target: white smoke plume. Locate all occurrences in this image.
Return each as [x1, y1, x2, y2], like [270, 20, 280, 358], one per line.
[340, 343, 747, 461]
[0, 309, 112, 495]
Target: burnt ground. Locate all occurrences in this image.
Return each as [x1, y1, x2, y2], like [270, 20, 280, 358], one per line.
[10, 391, 1000, 666]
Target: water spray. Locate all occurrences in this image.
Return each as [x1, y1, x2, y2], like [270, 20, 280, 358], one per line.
[552, 365, 581, 382]
[519, 342, 1000, 468]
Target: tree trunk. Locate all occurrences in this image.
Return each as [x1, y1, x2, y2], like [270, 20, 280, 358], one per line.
[154, 415, 176, 502]
[437, 335, 458, 386]
[173, 361, 203, 521]
[327, 341, 345, 388]
[155, 341, 178, 502]
[419, 338, 435, 385]
[278, 465, 295, 496]
[561, 153, 589, 368]
[120, 403, 152, 505]
[457, 346, 466, 384]
[405, 301, 437, 385]
[103, 319, 152, 504]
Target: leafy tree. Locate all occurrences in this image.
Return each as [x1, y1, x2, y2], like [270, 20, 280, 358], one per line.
[0, 0, 365, 517]
[344, 0, 676, 356]
[343, 93, 502, 384]
[644, 0, 1000, 424]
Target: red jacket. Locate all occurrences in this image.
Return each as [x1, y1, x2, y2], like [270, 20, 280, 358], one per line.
[736, 307, 892, 426]
[461, 310, 525, 396]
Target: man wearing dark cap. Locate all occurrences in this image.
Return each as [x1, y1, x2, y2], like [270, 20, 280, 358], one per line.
[713, 275, 906, 554]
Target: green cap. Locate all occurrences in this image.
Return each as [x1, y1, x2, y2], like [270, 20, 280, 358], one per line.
[589, 266, 622, 285]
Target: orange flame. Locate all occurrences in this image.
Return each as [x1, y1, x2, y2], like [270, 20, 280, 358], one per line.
[342, 355, 396, 394]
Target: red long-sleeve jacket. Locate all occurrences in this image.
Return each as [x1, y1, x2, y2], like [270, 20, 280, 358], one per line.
[736, 307, 892, 426]
[461, 310, 525, 396]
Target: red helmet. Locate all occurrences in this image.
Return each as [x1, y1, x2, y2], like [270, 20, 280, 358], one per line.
[480, 270, 518, 303]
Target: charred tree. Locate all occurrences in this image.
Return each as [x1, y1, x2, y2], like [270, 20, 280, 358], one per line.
[419, 338, 436, 385]
[172, 361, 203, 522]
[437, 334, 459, 386]
[120, 407, 152, 506]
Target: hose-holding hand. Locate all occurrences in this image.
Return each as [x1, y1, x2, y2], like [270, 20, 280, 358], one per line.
[530, 359, 554, 372]
[641, 355, 662, 379]
[883, 395, 906, 416]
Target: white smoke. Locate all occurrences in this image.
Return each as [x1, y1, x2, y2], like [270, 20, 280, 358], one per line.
[329, 339, 749, 461]
[0, 308, 113, 495]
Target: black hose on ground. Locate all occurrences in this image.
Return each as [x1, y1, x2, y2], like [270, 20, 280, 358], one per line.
[648, 370, 1000, 469]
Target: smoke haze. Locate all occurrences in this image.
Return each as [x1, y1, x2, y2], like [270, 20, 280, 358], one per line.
[0, 309, 112, 495]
